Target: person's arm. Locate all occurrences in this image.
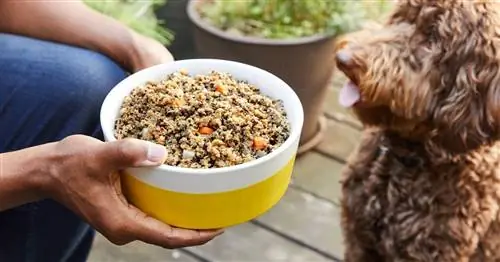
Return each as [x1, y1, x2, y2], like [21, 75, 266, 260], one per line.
[0, 0, 173, 72]
[0, 143, 55, 211]
[0, 136, 223, 248]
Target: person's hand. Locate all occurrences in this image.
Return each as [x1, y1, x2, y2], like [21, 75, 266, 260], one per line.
[128, 31, 175, 72]
[41, 135, 223, 248]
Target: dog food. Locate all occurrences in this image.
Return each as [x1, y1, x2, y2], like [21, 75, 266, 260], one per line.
[114, 70, 291, 168]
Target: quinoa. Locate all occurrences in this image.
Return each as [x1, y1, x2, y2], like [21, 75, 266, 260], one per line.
[114, 70, 291, 168]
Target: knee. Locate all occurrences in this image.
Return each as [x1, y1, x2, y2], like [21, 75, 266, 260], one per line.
[0, 33, 127, 105]
[41, 51, 128, 140]
[60, 49, 128, 107]
[0, 35, 129, 147]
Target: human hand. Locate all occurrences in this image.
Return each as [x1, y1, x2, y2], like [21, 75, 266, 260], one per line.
[128, 31, 175, 72]
[41, 135, 223, 248]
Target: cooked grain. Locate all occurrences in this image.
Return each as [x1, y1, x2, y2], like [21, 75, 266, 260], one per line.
[114, 70, 291, 168]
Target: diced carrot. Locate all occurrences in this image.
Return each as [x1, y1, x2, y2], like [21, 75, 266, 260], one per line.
[215, 84, 227, 94]
[252, 137, 268, 150]
[199, 126, 214, 135]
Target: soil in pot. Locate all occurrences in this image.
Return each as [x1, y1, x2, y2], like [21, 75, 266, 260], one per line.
[186, 0, 334, 153]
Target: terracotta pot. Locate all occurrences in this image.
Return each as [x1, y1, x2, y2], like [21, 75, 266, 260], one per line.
[186, 0, 334, 154]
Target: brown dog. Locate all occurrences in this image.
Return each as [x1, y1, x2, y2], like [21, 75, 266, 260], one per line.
[335, 1, 500, 261]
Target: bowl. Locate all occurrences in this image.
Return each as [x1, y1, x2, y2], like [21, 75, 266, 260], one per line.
[100, 59, 304, 229]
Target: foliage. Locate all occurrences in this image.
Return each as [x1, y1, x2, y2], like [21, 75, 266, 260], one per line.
[197, 0, 393, 39]
[84, 0, 174, 45]
[361, 0, 394, 23]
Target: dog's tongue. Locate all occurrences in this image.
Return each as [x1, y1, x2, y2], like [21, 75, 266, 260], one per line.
[339, 81, 361, 108]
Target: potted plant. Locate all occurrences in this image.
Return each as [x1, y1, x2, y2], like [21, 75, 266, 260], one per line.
[187, 0, 392, 154]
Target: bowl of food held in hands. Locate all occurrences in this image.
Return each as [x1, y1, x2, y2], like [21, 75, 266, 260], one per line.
[100, 59, 304, 229]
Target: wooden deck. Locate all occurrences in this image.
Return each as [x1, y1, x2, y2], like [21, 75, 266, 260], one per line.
[88, 73, 361, 262]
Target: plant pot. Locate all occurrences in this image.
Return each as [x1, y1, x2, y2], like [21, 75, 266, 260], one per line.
[155, 0, 198, 59]
[186, 0, 333, 154]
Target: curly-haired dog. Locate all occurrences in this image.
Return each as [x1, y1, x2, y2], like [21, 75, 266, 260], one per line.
[334, 1, 500, 261]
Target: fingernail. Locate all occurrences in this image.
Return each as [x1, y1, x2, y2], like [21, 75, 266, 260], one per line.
[147, 142, 167, 163]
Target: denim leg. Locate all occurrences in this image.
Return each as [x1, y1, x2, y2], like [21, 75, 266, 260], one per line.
[0, 33, 127, 262]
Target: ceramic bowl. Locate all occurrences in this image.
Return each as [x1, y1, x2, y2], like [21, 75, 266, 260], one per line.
[100, 59, 304, 229]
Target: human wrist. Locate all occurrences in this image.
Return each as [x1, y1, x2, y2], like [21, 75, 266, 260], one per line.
[123, 30, 144, 72]
[0, 142, 59, 210]
[16, 143, 60, 197]
[30, 142, 66, 197]
[86, 18, 139, 72]
[122, 30, 175, 72]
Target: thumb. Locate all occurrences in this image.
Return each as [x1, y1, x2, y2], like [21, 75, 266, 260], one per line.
[104, 138, 167, 168]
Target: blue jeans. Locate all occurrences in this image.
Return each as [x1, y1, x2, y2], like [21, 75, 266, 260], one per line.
[0, 33, 128, 262]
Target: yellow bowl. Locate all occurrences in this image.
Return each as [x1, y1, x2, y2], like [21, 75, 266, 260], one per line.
[100, 59, 304, 229]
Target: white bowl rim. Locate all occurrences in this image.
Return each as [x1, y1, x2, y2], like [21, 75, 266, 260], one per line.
[100, 59, 304, 176]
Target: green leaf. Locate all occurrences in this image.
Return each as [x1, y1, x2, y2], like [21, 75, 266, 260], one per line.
[198, 0, 393, 39]
[83, 0, 174, 45]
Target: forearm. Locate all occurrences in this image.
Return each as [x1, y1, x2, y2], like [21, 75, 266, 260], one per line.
[0, 143, 56, 211]
[0, 0, 138, 71]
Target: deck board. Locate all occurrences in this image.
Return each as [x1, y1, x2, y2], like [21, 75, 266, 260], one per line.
[256, 188, 344, 258]
[316, 119, 362, 161]
[88, 234, 201, 262]
[291, 152, 344, 205]
[186, 221, 333, 262]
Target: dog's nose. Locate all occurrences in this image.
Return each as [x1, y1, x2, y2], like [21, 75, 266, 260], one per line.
[336, 49, 353, 67]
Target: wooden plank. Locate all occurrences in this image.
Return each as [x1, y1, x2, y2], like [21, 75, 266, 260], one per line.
[291, 152, 344, 205]
[316, 119, 362, 161]
[256, 188, 344, 259]
[88, 233, 200, 262]
[186, 221, 333, 262]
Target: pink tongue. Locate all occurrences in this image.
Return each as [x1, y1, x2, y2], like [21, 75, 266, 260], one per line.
[339, 81, 361, 108]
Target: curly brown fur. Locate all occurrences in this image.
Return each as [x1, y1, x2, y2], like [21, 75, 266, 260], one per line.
[335, 1, 500, 261]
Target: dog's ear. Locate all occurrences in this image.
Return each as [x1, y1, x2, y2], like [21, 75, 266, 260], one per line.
[431, 49, 500, 151]
[431, 62, 496, 152]
[388, 0, 444, 25]
[428, 6, 500, 151]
